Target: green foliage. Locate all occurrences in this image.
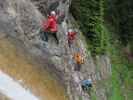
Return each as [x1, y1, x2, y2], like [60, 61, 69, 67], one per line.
[90, 87, 97, 100]
[71, 1, 133, 99]
[71, 0, 110, 54]
[105, 0, 133, 49]
[71, 0, 101, 33]
[108, 40, 133, 100]
[111, 63, 133, 100]
[111, 64, 125, 100]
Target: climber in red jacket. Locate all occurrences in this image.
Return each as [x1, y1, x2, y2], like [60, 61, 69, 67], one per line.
[67, 29, 76, 47]
[42, 11, 59, 44]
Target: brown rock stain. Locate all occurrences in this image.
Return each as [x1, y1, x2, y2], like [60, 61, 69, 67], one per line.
[0, 37, 68, 100]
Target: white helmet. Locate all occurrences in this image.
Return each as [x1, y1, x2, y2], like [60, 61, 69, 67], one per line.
[87, 79, 92, 83]
[50, 11, 56, 16]
[68, 29, 73, 32]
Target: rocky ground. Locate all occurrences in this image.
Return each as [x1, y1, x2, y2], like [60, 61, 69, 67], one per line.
[0, 0, 112, 100]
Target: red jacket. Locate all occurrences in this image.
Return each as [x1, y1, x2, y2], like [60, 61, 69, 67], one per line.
[42, 16, 58, 32]
[68, 31, 76, 41]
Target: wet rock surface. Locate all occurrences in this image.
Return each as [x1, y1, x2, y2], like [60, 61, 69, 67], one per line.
[0, 0, 111, 100]
[0, 37, 68, 100]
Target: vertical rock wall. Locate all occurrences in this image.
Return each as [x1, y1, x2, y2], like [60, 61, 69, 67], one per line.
[0, 0, 111, 100]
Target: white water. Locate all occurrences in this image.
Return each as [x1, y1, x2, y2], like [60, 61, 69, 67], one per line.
[0, 70, 39, 100]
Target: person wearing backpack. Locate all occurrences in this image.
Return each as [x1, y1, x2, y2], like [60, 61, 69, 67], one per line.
[73, 52, 85, 71]
[67, 29, 76, 47]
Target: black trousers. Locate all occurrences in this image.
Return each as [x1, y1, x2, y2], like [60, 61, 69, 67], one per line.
[74, 64, 81, 71]
[41, 31, 59, 44]
[68, 40, 72, 48]
[41, 31, 48, 42]
[82, 84, 92, 91]
[52, 32, 59, 44]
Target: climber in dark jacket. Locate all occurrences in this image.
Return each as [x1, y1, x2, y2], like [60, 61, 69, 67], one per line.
[67, 29, 76, 47]
[41, 11, 59, 44]
[81, 79, 92, 91]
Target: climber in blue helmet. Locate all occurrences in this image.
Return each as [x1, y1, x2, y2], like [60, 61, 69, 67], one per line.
[81, 79, 92, 91]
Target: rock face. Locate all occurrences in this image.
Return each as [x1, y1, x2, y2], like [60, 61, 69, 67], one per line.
[0, 0, 111, 100]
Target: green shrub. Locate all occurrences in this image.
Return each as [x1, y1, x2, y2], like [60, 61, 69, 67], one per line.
[70, 0, 110, 54]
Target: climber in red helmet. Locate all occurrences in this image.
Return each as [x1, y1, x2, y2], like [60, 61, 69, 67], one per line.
[67, 29, 76, 47]
[42, 11, 59, 44]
